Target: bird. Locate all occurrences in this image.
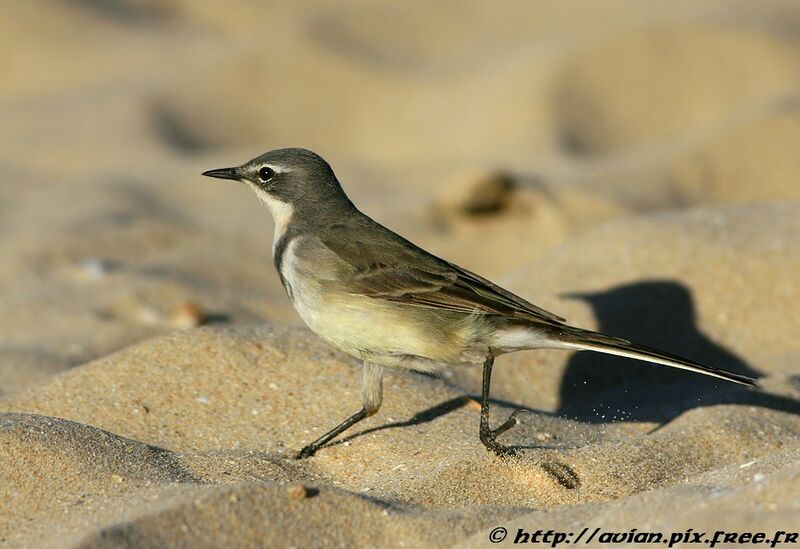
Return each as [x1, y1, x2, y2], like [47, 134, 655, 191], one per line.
[202, 148, 756, 459]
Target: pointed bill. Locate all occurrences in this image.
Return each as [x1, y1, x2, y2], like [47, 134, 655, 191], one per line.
[202, 167, 241, 181]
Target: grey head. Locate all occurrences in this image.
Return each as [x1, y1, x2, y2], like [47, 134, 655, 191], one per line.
[202, 148, 354, 220]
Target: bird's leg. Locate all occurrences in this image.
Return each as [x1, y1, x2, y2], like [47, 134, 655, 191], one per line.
[294, 408, 368, 459]
[295, 362, 384, 459]
[479, 352, 517, 456]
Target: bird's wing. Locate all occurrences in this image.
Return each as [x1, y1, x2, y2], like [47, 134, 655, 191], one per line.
[317, 221, 566, 325]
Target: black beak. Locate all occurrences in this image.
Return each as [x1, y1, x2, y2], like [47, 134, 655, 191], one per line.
[202, 167, 241, 181]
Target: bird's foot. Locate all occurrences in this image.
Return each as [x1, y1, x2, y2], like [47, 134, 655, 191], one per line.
[480, 408, 527, 457]
[480, 428, 516, 456]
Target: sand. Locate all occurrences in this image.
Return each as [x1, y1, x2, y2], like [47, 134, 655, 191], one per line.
[1, 0, 799, 547]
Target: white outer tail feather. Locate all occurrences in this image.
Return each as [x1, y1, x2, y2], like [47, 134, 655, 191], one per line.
[493, 323, 756, 387]
[557, 338, 756, 386]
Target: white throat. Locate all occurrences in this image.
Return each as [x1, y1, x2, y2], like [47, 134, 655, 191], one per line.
[252, 186, 294, 253]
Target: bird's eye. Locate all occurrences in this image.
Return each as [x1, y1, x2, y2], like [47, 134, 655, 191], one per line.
[258, 167, 275, 182]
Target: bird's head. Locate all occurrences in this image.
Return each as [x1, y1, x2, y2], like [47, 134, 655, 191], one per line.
[202, 148, 352, 221]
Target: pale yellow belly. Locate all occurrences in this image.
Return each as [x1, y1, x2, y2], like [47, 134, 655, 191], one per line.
[295, 289, 471, 362]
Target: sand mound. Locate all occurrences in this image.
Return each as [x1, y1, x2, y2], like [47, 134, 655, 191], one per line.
[669, 105, 800, 204]
[555, 26, 799, 155]
[0, 326, 350, 453]
[0, 413, 194, 547]
[466, 446, 800, 547]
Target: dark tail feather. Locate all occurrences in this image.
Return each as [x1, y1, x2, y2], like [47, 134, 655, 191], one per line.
[554, 327, 757, 386]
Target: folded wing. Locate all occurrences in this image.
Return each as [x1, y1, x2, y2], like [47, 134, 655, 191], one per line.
[318, 221, 566, 325]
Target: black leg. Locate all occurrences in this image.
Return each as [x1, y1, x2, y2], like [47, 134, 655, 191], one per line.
[477, 355, 580, 486]
[479, 353, 518, 456]
[295, 407, 370, 459]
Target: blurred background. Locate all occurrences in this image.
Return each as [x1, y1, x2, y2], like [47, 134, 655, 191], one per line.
[2, 0, 800, 398]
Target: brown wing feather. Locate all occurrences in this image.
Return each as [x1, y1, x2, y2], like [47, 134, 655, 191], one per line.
[444, 262, 566, 322]
[318, 219, 566, 325]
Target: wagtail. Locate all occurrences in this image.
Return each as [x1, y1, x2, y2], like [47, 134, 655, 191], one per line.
[203, 148, 756, 459]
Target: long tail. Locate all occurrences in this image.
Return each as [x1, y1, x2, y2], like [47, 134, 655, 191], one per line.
[553, 326, 757, 386]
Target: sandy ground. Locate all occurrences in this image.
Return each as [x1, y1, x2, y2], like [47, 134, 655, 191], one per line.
[1, 1, 799, 547]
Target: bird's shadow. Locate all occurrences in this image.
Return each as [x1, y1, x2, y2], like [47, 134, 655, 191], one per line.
[330, 396, 475, 446]
[555, 280, 800, 423]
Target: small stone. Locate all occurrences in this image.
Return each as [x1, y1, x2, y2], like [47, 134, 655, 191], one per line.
[465, 398, 482, 411]
[169, 302, 205, 329]
[286, 485, 309, 500]
[76, 258, 115, 281]
[111, 474, 124, 484]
